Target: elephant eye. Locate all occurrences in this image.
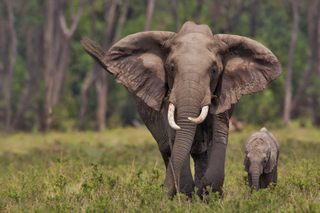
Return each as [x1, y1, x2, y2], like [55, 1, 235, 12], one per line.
[211, 64, 218, 74]
[169, 62, 175, 72]
[170, 62, 174, 70]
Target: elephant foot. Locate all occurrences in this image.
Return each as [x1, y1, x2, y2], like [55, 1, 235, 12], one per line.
[179, 181, 195, 198]
[164, 174, 177, 198]
[198, 176, 224, 199]
[164, 179, 194, 198]
[196, 186, 208, 200]
[164, 175, 194, 198]
[198, 187, 223, 199]
[164, 157, 195, 198]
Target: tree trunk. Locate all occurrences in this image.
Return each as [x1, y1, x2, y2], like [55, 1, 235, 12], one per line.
[311, 2, 320, 127]
[0, 14, 5, 96]
[95, 65, 107, 131]
[283, 0, 299, 125]
[94, 0, 120, 131]
[192, 0, 203, 23]
[168, 0, 179, 30]
[2, 0, 17, 130]
[79, 70, 94, 130]
[43, 0, 56, 131]
[291, 0, 318, 117]
[114, 0, 129, 41]
[43, 0, 84, 131]
[13, 27, 41, 129]
[249, 0, 259, 37]
[144, 0, 155, 31]
[80, 0, 125, 131]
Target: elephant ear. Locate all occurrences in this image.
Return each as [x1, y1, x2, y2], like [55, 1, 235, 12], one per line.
[81, 31, 176, 111]
[263, 128, 279, 173]
[212, 34, 281, 114]
[264, 149, 277, 173]
[244, 155, 250, 172]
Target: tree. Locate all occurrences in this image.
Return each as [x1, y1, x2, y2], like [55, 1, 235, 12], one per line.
[167, 0, 179, 30]
[43, 0, 84, 130]
[144, 0, 155, 31]
[79, 0, 128, 131]
[1, 0, 17, 130]
[192, 0, 203, 23]
[283, 0, 299, 125]
[291, 0, 319, 117]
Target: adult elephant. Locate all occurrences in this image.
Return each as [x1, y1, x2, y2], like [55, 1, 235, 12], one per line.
[81, 21, 281, 197]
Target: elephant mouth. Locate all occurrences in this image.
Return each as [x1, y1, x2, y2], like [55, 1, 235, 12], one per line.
[167, 103, 209, 130]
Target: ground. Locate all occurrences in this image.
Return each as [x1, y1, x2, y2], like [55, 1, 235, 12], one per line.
[0, 126, 319, 212]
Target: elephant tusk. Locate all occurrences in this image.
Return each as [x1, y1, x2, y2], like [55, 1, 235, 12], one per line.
[188, 106, 209, 124]
[168, 103, 181, 130]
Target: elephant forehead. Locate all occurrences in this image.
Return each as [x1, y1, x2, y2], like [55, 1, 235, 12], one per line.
[246, 137, 269, 153]
[178, 21, 213, 37]
[176, 33, 213, 47]
[139, 53, 165, 82]
[173, 35, 216, 63]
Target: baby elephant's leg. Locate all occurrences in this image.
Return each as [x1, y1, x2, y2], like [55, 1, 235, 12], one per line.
[272, 166, 278, 184]
[261, 171, 276, 188]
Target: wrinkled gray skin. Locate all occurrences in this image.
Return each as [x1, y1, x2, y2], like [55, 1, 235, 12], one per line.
[81, 21, 281, 198]
[244, 127, 279, 190]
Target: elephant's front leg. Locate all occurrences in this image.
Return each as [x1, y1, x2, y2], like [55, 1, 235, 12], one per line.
[261, 167, 277, 188]
[200, 110, 231, 197]
[165, 155, 194, 198]
[135, 99, 171, 168]
[192, 151, 207, 195]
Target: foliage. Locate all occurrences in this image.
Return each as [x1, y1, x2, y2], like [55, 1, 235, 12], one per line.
[0, 0, 318, 130]
[0, 127, 319, 212]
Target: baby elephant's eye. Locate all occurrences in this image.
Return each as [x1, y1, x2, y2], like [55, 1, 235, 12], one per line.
[263, 158, 268, 164]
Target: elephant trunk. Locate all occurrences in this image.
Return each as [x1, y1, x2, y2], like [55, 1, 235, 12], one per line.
[169, 82, 205, 193]
[170, 105, 198, 191]
[250, 164, 261, 190]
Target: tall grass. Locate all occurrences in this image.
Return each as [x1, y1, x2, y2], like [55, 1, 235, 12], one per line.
[0, 127, 319, 212]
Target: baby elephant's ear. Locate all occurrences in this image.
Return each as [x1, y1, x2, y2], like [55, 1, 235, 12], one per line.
[264, 150, 277, 173]
[244, 155, 250, 172]
[212, 34, 281, 114]
[81, 31, 176, 111]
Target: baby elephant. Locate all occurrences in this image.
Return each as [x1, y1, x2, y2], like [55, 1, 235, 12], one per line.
[244, 127, 279, 190]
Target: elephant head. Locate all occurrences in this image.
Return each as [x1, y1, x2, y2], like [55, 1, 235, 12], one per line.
[81, 21, 281, 193]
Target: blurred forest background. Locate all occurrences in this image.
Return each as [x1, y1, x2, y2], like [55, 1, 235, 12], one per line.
[0, 0, 319, 132]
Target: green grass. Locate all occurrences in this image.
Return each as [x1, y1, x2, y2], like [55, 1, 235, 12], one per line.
[0, 127, 319, 212]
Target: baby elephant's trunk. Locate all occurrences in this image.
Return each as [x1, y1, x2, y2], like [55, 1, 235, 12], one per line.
[251, 173, 260, 190]
[250, 164, 261, 190]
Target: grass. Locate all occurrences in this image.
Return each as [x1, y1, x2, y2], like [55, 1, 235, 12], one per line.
[0, 126, 319, 212]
